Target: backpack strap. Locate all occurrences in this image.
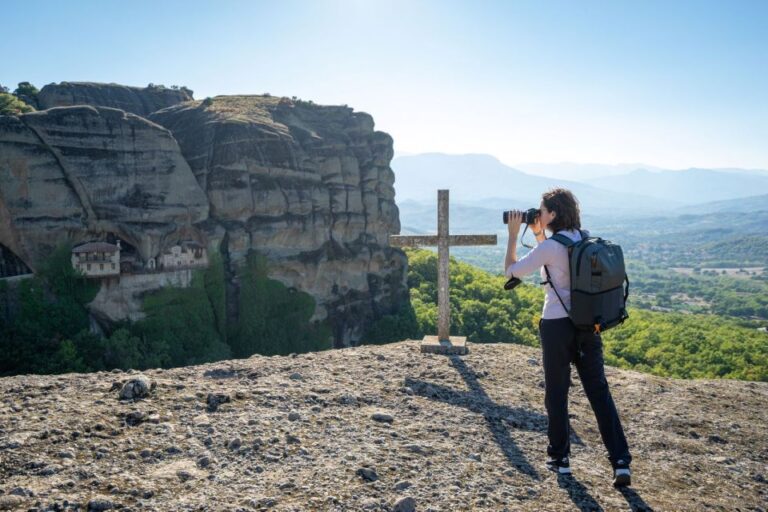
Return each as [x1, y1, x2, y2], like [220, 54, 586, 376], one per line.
[541, 265, 570, 315]
[541, 230, 584, 316]
[549, 233, 574, 247]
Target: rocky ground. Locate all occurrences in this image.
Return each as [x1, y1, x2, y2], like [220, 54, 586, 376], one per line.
[1, 340, 766, 511]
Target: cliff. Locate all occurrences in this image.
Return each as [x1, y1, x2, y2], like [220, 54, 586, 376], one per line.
[0, 91, 408, 346]
[0, 106, 209, 270]
[0, 341, 765, 511]
[37, 83, 193, 118]
[149, 96, 406, 344]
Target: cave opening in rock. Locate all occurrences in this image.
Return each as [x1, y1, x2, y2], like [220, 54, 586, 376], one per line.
[0, 244, 32, 278]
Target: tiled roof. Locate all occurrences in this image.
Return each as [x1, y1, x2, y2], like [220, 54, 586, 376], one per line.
[72, 242, 119, 253]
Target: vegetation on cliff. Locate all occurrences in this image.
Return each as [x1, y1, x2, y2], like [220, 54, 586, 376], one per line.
[0, 247, 330, 376]
[0, 92, 34, 115]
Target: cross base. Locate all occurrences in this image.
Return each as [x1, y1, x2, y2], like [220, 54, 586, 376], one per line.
[421, 335, 468, 355]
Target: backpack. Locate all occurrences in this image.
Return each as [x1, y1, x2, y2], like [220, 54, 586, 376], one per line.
[544, 230, 630, 333]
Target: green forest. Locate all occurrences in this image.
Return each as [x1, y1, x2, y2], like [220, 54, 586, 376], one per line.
[0, 245, 331, 376]
[2, 244, 766, 382]
[365, 249, 768, 382]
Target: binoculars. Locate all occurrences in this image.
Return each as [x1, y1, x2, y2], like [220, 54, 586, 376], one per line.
[503, 208, 540, 225]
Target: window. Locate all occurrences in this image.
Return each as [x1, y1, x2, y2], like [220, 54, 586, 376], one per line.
[87, 264, 91, 271]
[100, 263, 104, 270]
[111, 263, 116, 270]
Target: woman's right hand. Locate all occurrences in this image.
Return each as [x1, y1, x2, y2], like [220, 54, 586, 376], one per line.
[507, 210, 523, 237]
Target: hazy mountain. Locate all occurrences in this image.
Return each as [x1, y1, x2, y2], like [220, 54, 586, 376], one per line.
[392, 153, 679, 215]
[513, 162, 663, 181]
[585, 168, 768, 205]
[673, 193, 768, 214]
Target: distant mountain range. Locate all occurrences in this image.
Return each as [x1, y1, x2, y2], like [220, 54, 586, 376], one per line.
[391, 153, 768, 215]
[585, 168, 768, 205]
[512, 162, 664, 181]
[674, 194, 768, 214]
[391, 153, 677, 215]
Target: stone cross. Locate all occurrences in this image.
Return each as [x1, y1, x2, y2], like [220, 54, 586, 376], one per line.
[390, 189, 497, 354]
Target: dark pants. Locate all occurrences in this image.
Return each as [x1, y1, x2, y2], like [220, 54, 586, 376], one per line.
[539, 317, 632, 467]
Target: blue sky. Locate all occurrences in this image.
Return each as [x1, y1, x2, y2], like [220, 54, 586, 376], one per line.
[2, 0, 767, 169]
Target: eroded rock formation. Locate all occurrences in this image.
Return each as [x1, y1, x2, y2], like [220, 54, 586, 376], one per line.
[37, 82, 193, 117]
[0, 89, 408, 346]
[150, 96, 406, 344]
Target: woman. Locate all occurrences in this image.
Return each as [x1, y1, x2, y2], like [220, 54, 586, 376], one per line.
[504, 188, 632, 487]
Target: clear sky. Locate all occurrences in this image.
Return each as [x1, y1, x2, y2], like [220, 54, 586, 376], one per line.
[2, 0, 767, 169]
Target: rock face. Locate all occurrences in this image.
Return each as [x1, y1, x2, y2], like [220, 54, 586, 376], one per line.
[0, 92, 408, 345]
[0, 106, 209, 268]
[37, 82, 193, 117]
[150, 96, 406, 344]
[0, 341, 765, 511]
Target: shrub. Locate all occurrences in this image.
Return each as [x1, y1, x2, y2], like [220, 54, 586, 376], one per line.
[0, 92, 34, 115]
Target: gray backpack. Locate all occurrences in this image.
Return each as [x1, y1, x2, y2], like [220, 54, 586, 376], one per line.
[544, 230, 630, 333]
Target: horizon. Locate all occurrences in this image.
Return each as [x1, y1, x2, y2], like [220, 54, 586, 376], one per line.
[3, 0, 768, 169]
[392, 151, 768, 174]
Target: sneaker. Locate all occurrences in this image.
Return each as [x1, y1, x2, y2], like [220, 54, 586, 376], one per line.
[612, 459, 631, 487]
[546, 456, 572, 474]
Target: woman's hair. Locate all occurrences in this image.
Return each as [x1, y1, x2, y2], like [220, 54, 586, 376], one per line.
[541, 188, 581, 233]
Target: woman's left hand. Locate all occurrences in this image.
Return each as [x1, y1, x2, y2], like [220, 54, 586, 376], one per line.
[507, 210, 522, 237]
[528, 216, 543, 234]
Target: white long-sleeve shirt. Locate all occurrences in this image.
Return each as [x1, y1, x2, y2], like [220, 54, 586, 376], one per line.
[505, 229, 588, 320]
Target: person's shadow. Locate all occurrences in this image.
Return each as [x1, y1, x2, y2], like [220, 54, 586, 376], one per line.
[557, 473, 605, 511]
[405, 354, 656, 511]
[618, 486, 655, 511]
[404, 355, 584, 481]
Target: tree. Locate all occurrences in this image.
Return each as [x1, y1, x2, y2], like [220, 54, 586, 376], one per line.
[12, 82, 39, 108]
[0, 93, 34, 115]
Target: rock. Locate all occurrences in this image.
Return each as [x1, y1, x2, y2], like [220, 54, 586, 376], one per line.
[403, 444, 431, 455]
[285, 434, 301, 445]
[9, 487, 34, 497]
[197, 456, 211, 468]
[177, 470, 194, 482]
[356, 467, 378, 482]
[289, 372, 304, 380]
[338, 394, 359, 406]
[206, 393, 231, 412]
[0, 106, 209, 319]
[708, 434, 728, 444]
[393, 481, 412, 491]
[227, 438, 242, 451]
[119, 376, 153, 401]
[248, 497, 278, 508]
[38, 464, 62, 476]
[372, 412, 394, 423]
[149, 95, 408, 346]
[288, 411, 301, 421]
[0, 496, 24, 510]
[203, 368, 238, 379]
[393, 497, 416, 512]
[86, 498, 115, 511]
[38, 81, 193, 117]
[124, 411, 147, 427]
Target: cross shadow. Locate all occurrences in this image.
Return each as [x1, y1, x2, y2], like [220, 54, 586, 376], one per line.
[618, 486, 655, 511]
[405, 355, 583, 481]
[557, 474, 605, 512]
